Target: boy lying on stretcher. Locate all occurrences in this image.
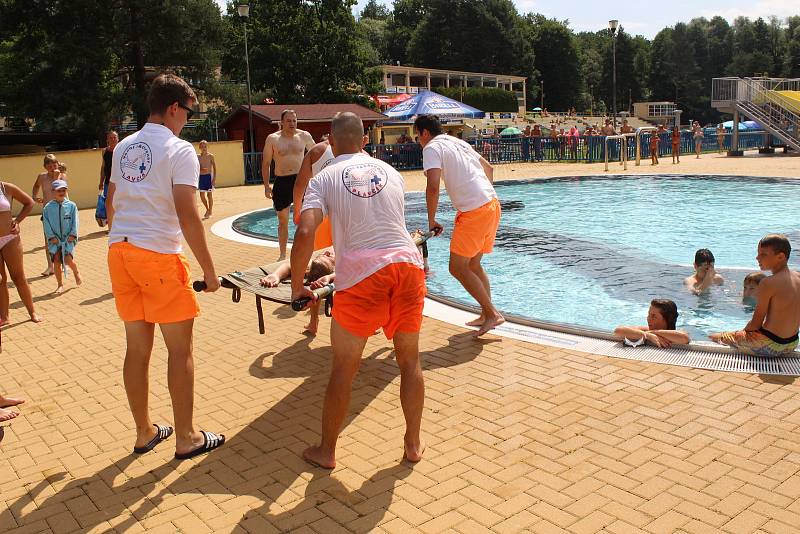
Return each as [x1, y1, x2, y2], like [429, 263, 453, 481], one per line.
[259, 249, 335, 335]
[258, 231, 430, 335]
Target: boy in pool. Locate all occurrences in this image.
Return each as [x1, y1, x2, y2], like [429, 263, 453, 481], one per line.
[614, 299, 691, 348]
[711, 234, 800, 356]
[742, 272, 766, 304]
[685, 248, 724, 295]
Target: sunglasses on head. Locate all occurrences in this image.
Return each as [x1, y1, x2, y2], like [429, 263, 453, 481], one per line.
[177, 102, 194, 120]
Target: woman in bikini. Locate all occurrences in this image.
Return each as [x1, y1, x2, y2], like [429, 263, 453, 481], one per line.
[0, 180, 40, 325]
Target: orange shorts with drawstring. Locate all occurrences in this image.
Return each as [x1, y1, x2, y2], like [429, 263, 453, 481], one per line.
[450, 198, 501, 258]
[314, 216, 333, 250]
[333, 262, 426, 339]
[108, 242, 199, 324]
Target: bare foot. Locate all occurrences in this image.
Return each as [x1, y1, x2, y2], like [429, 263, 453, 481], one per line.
[30, 313, 43, 323]
[74, 272, 82, 286]
[474, 314, 505, 337]
[303, 445, 335, 469]
[0, 408, 19, 422]
[277, 254, 286, 262]
[303, 321, 318, 335]
[53, 286, 65, 295]
[0, 318, 8, 327]
[0, 396, 24, 409]
[202, 212, 210, 220]
[404, 438, 426, 463]
[465, 315, 485, 327]
[41, 268, 53, 277]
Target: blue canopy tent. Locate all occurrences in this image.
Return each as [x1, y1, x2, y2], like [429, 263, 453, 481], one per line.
[383, 90, 485, 121]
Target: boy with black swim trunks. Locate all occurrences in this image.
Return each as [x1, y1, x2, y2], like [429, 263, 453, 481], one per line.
[262, 110, 315, 261]
[711, 234, 800, 357]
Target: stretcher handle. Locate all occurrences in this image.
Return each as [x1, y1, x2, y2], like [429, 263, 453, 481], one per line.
[292, 283, 335, 311]
[192, 278, 224, 292]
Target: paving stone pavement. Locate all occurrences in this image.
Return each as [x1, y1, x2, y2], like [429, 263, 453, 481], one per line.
[3, 160, 800, 533]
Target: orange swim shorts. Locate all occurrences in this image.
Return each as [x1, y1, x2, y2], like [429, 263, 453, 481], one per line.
[314, 216, 333, 250]
[108, 242, 199, 324]
[333, 262, 426, 339]
[450, 198, 501, 258]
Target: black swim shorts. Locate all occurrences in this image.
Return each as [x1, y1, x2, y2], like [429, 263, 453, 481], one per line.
[272, 174, 297, 212]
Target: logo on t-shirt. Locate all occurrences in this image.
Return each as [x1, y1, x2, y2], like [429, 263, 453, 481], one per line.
[342, 163, 388, 198]
[120, 142, 153, 183]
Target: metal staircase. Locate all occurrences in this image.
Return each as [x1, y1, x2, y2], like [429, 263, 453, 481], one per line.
[711, 77, 800, 152]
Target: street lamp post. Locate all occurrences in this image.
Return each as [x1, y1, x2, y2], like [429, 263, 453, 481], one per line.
[540, 80, 544, 111]
[609, 19, 619, 128]
[238, 4, 255, 157]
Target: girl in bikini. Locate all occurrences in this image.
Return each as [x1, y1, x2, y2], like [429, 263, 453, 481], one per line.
[0, 180, 40, 325]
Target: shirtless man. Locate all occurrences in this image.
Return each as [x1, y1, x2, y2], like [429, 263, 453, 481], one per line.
[620, 119, 634, 134]
[197, 140, 217, 219]
[32, 153, 62, 276]
[262, 110, 315, 260]
[711, 234, 800, 357]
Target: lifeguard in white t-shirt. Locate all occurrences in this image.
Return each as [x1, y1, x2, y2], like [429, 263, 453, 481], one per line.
[290, 112, 426, 470]
[416, 114, 504, 337]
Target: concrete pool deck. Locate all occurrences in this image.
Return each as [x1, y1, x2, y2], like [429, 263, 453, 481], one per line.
[2, 151, 800, 533]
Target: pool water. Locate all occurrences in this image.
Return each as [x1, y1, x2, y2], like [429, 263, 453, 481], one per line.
[233, 175, 800, 339]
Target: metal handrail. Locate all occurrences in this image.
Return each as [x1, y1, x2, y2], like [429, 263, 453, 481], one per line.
[604, 135, 628, 171]
[634, 127, 658, 166]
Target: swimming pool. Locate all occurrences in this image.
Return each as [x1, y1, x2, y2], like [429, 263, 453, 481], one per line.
[232, 175, 800, 339]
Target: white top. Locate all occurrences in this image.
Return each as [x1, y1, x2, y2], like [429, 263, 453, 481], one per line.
[422, 134, 497, 212]
[302, 153, 423, 290]
[311, 144, 335, 176]
[109, 123, 199, 254]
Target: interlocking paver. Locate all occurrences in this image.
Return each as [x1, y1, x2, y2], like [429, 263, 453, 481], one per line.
[2, 159, 800, 533]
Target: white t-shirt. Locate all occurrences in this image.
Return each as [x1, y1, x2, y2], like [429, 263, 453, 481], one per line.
[311, 144, 335, 176]
[302, 152, 423, 290]
[422, 135, 496, 212]
[109, 123, 199, 254]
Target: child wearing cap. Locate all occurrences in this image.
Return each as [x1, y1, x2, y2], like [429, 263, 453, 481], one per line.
[42, 179, 81, 293]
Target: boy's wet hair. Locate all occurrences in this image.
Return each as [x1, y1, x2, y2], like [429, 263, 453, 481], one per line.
[306, 257, 333, 284]
[694, 248, 715, 265]
[759, 234, 791, 259]
[744, 272, 766, 285]
[414, 114, 443, 137]
[147, 74, 196, 116]
[43, 153, 58, 166]
[650, 299, 678, 330]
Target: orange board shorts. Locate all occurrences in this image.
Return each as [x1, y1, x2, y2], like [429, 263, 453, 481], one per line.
[314, 216, 333, 250]
[451, 198, 501, 258]
[333, 262, 426, 339]
[108, 242, 199, 324]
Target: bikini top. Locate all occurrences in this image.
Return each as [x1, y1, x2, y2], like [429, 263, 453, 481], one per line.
[0, 182, 11, 213]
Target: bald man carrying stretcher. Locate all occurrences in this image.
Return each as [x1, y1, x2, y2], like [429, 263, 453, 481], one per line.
[290, 112, 427, 469]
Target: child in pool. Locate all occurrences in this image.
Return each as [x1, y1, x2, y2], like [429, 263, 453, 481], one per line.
[614, 299, 691, 348]
[685, 248, 724, 295]
[742, 272, 766, 304]
[711, 234, 800, 356]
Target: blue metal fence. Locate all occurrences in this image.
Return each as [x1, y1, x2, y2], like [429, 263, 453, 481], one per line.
[246, 131, 774, 182]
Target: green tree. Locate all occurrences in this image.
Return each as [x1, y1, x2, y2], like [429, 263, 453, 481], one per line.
[524, 15, 582, 111]
[360, 0, 390, 20]
[385, 0, 427, 65]
[785, 16, 800, 77]
[600, 28, 645, 116]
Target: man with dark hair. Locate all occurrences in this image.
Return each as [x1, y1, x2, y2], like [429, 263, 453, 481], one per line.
[711, 234, 800, 356]
[291, 112, 427, 469]
[262, 109, 315, 261]
[415, 114, 504, 337]
[107, 73, 225, 460]
[98, 130, 119, 227]
[685, 248, 724, 295]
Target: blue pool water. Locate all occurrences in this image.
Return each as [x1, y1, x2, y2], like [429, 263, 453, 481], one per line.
[233, 175, 800, 339]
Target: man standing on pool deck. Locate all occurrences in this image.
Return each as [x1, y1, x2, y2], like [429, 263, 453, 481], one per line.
[416, 114, 504, 337]
[262, 110, 315, 261]
[291, 112, 427, 469]
[107, 74, 225, 460]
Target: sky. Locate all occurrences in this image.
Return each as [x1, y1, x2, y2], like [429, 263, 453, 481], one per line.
[215, 0, 799, 39]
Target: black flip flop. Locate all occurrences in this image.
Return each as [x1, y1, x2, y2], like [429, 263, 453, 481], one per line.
[132, 423, 174, 454]
[174, 430, 225, 461]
